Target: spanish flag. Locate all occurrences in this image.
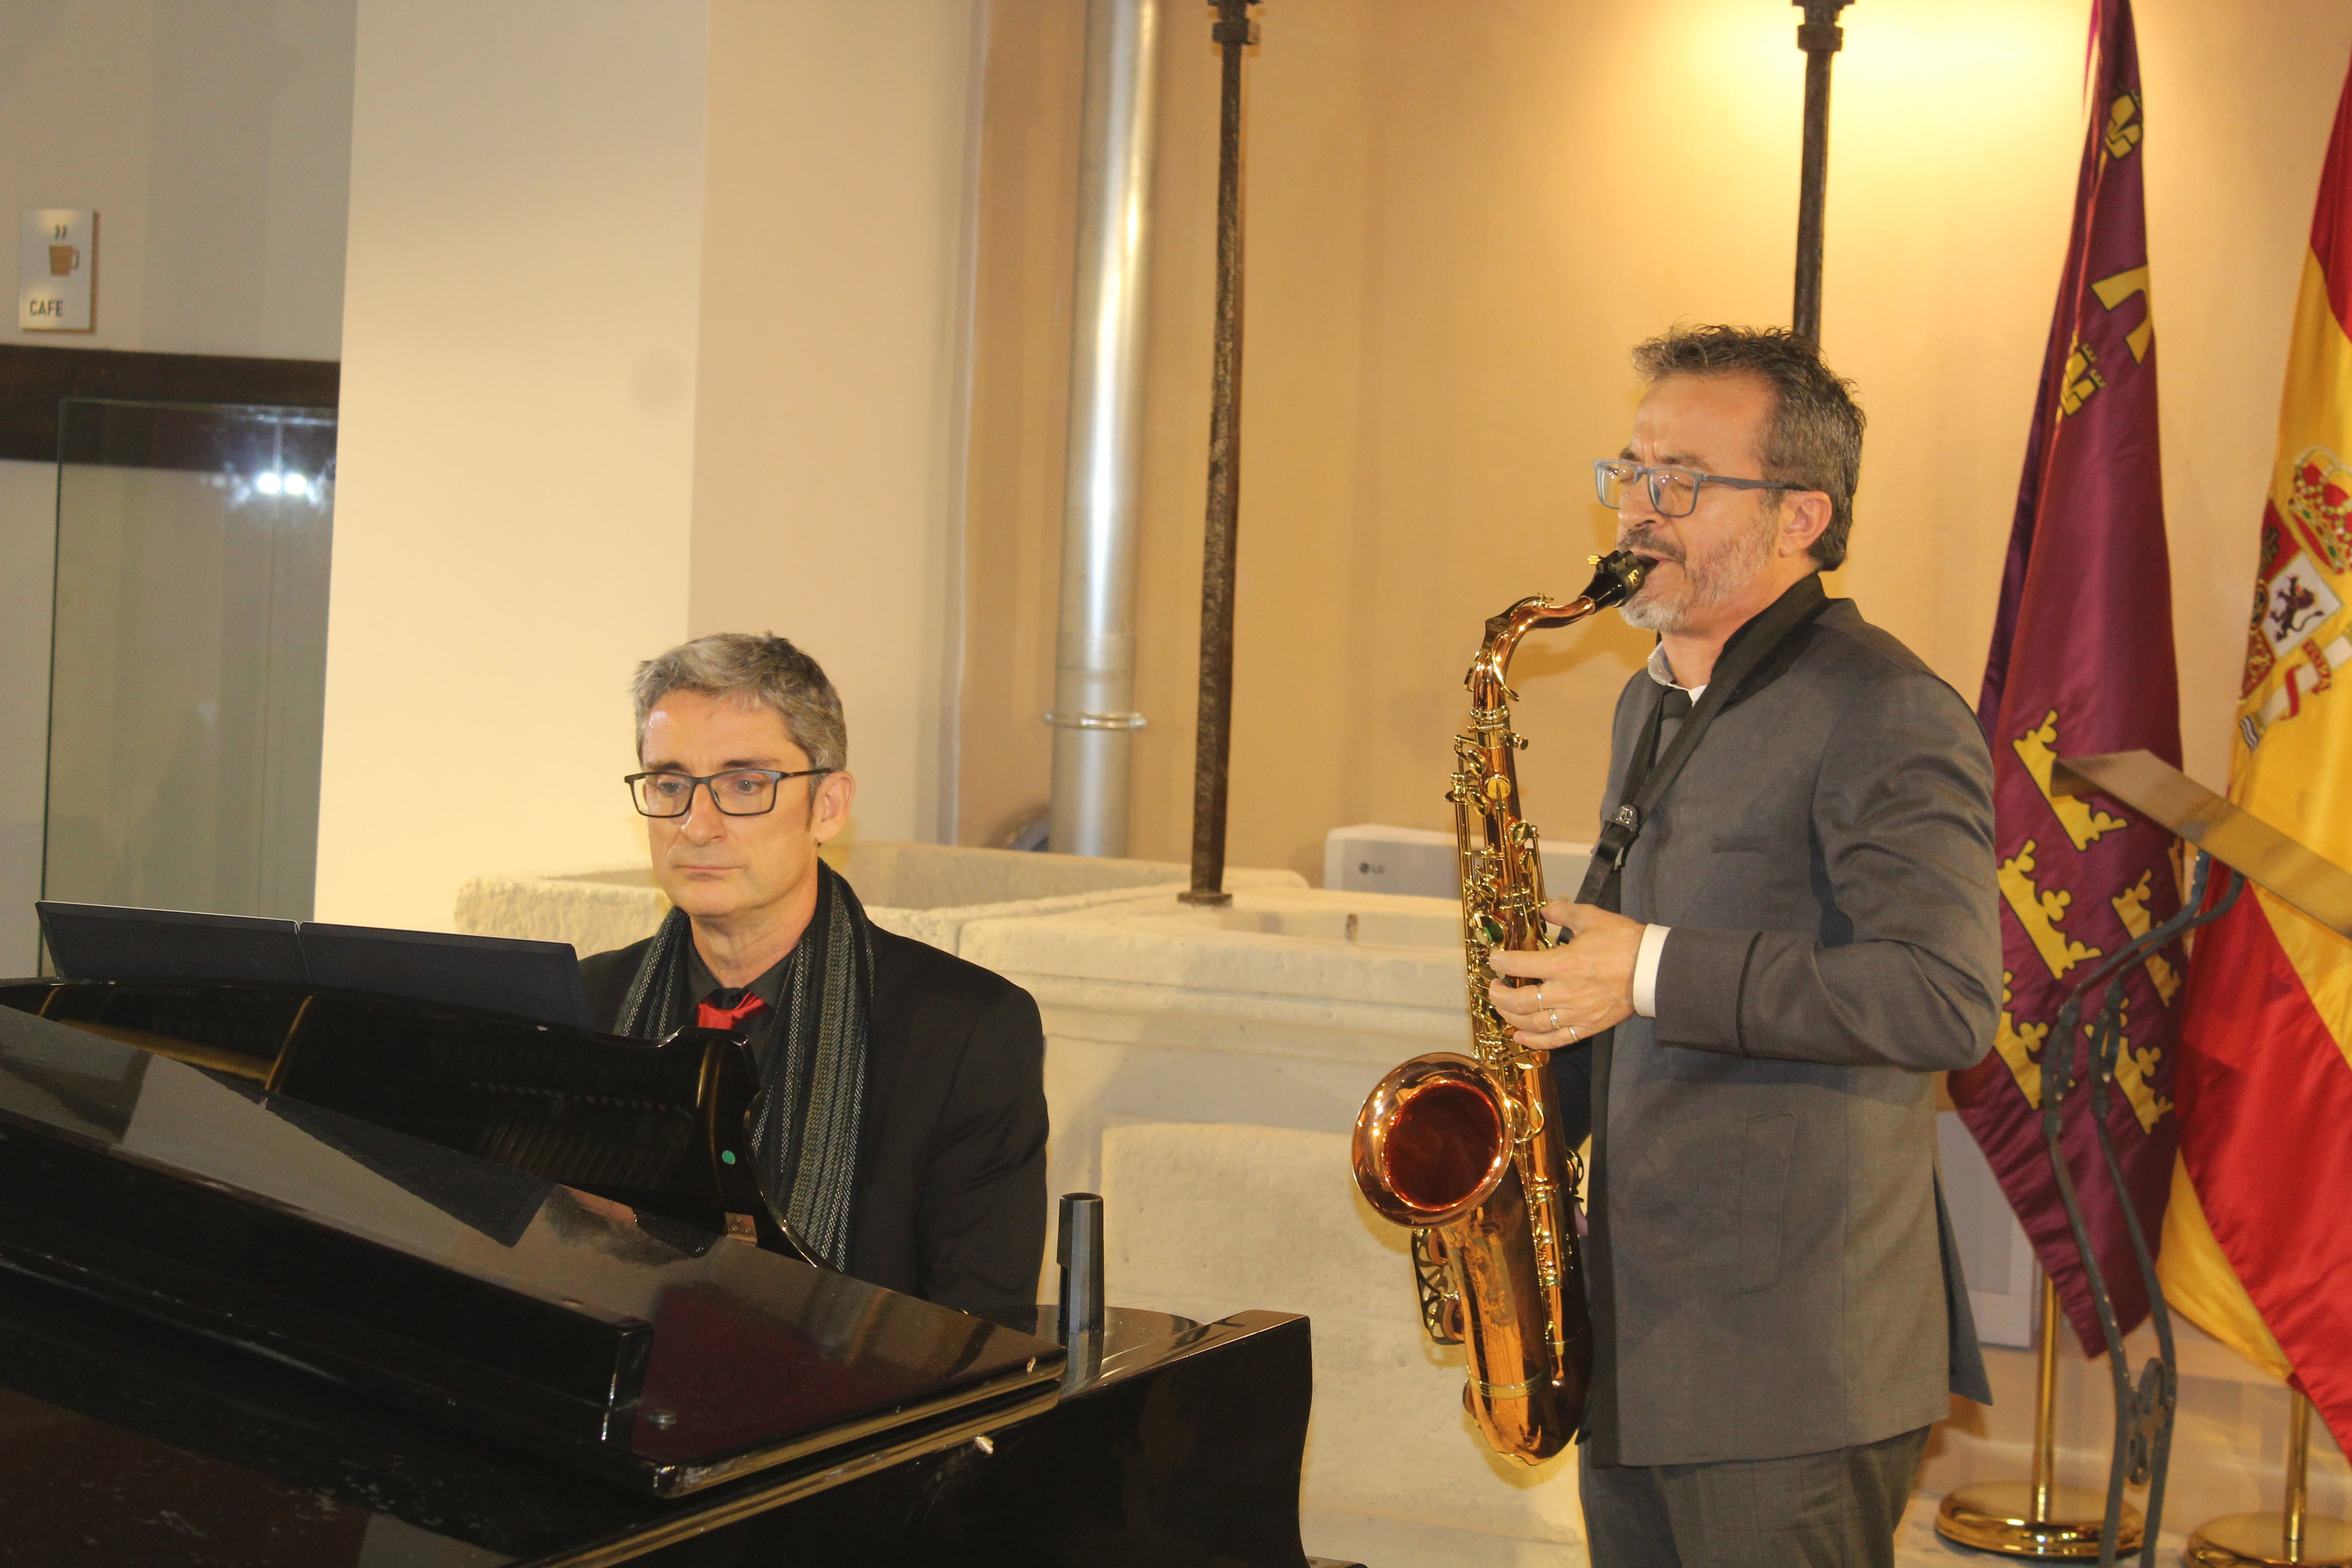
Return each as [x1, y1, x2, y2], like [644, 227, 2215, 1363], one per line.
[2157, 56, 2352, 1451]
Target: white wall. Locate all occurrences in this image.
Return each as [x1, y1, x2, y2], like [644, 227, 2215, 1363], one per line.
[0, 0, 357, 970]
[312, 0, 711, 931]
[688, 0, 985, 848]
[0, 0, 355, 359]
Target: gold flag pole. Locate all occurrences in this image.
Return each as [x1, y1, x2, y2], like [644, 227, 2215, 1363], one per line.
[1939, 1276, 2146, 1557]
[2187, 1391, 2352, 1567]
[2032, 1275, 2060, 1523]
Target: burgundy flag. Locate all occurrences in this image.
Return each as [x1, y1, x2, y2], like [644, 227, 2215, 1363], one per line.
[1951, 0, 2184, 1354]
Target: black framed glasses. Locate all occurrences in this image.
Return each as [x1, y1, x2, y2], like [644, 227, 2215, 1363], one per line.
[624, 768, 829, 818]
[1595, 459, 1789, 518]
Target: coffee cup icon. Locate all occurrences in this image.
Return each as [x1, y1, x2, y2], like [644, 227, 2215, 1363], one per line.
[49, 245, 78, 277]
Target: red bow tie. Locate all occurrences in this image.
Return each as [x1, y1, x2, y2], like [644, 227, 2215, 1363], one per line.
[697, 989, 771, 1035]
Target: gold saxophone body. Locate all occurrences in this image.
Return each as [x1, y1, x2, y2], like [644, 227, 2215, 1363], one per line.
[1349, 549, 1649, 1464]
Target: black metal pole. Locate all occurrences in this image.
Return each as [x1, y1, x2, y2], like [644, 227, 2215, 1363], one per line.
[2040, 855, 2243, 1568]
[1182, 0, 1258, 907]
[1791, 0, 1851, 342]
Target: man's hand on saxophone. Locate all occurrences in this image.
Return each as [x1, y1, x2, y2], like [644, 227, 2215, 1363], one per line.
[1486, 901, 1643, 1049]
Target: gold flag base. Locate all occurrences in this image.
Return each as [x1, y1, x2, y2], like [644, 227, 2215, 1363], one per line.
[2185, 1512, 2352, 1568]
[2188, 1393, 2348, 1568]
[1935, 1280, 2145, 1559]
[1936, 1482, 2145, 1558]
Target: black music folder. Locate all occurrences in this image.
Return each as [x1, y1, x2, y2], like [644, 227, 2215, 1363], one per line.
[34, 904, 593, 1030]
[298, 922, 592, 1029]
[35, 903, 307, 987]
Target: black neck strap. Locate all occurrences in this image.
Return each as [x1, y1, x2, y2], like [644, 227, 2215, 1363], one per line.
[1575, 574, 1832, 910]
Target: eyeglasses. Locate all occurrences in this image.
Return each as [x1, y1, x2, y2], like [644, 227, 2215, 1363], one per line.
[1595, 459, 1789, 519]
[624, 768, 829, 818]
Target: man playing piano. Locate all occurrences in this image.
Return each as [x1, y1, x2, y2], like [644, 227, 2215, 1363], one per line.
[580, 632, 1048, 1319]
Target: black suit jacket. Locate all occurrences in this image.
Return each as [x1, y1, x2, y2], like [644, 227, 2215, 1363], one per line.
[580, 928, 1049, 1318]
[1556, 587, 1998, 1465]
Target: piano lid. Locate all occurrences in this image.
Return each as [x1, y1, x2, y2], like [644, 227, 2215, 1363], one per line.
[0, 1004, 1063, 1497]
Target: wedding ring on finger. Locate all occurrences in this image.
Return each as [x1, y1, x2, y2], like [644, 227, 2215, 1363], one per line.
[1567, 1024, 1581, 1043]
[1547, 1008, 1562, 1032]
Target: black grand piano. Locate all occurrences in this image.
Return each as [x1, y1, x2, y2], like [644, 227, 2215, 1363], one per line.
[0, 927, 1331, 1567]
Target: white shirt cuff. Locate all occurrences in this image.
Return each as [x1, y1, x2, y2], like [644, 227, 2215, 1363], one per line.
[1633, 923, 1671, 1018]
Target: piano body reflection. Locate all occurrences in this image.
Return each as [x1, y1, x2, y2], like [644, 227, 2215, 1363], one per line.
[0, 978, 1327, 1567]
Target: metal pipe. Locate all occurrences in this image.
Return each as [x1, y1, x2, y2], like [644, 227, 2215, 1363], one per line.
[2033, 1273, 2061, 1522]
[2287, 1391, 2312, 1561]
[1791, 0, 1851, 342]
[1057, 1191, 1105, 1337]
[1048, 0, 1162, 858]
[1182, 0, 1257, 907]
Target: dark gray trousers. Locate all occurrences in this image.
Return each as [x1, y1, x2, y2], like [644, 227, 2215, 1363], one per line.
[1578, 1426, 1931, 1568]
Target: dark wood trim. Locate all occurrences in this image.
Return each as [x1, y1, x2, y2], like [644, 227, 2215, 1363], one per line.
[0, 344, 337, 465]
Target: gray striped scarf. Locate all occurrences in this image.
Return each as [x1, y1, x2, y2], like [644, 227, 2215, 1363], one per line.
[613, 860, 872, 1271]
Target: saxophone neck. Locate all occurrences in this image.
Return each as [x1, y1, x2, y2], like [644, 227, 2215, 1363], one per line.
[1463, 552, 1649, 704]
[1466, 595, 1596, 707]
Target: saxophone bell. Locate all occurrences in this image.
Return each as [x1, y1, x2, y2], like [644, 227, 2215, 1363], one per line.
[1352, 1054, 1517, 1229]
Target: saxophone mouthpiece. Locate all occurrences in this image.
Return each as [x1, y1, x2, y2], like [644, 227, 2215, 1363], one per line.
[1581, 549, 1650, 610]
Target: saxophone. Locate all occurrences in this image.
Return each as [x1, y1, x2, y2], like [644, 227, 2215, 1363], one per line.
[1349, 549, 1648, 1464]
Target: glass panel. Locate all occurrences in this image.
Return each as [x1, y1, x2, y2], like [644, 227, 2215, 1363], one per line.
[43, 399, 335, 922]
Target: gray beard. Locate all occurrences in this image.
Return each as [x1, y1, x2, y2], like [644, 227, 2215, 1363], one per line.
[1616, 511, 1779, 634]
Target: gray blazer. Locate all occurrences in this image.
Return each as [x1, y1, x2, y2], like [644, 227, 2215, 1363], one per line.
[1556, 585, 2000, 1467]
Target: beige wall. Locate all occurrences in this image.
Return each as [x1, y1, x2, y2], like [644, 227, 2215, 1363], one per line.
[960, 0, 1089, 850]
[690, 0, 983, 849]
[315, 0, 710, 930]
[319, 1, 987, 930]
[961, 0, 2352, 882]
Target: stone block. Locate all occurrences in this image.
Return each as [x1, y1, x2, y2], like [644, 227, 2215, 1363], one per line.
[1099, 1121, 1583, 1550]
[452, 841, 1308, 961]
[962, 885, 1465, 1207]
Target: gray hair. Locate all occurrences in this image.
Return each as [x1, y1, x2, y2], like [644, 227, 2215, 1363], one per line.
[630, 632, 847, 772]
[1631, 325, 1866, 570]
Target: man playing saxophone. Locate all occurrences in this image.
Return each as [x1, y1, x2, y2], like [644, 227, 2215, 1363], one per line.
[1487, 326, 2000, 1568]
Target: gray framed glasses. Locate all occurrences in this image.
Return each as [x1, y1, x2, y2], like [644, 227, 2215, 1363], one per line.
[1595, 459, 1788, 518]
[625, 767, 828, 818]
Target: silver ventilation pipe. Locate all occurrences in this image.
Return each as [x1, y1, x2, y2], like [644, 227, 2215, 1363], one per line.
[1046, 0, 1161, 858]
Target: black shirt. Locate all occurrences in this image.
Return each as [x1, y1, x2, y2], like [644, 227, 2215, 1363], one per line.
[580, 926, 1049, 1319]
[678, 947, 790, 1075]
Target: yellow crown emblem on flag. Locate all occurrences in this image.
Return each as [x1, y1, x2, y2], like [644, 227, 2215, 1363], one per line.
[2287, 446, 2352, 573]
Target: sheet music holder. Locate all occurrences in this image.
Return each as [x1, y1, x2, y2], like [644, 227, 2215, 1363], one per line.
[298, 923, 593, 1029]
[34, 904, 595, 1030]
[35, 903, 307, 987]
[2038, 749, 2352, 1568]
[2053, 750, 2352, 934]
